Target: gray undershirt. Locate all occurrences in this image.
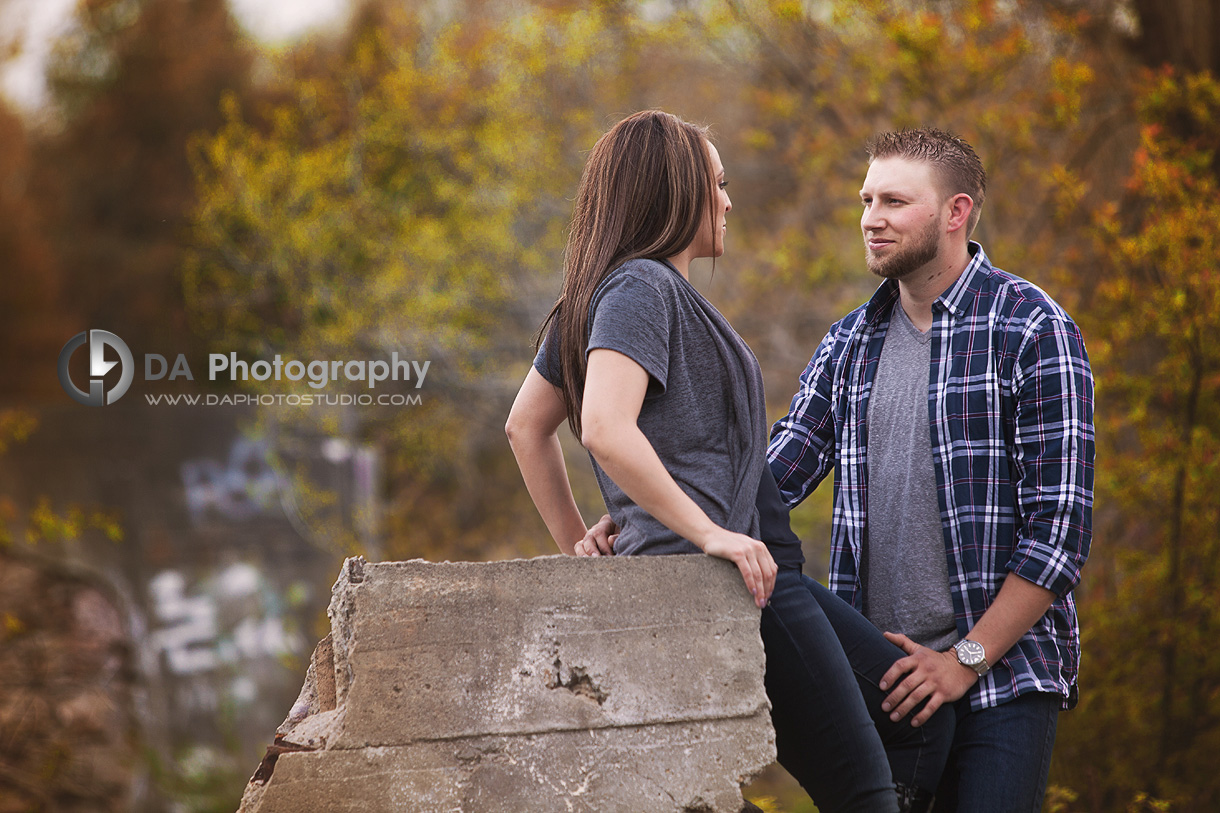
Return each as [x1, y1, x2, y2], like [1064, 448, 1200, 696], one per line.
[863, 303, 958, 651]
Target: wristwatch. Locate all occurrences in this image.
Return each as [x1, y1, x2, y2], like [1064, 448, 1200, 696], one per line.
[953, 639, 991, 676]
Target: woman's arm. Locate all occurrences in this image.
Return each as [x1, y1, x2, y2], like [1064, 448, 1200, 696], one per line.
[506, 367, 589, 555]
[581, 349, 776, 607]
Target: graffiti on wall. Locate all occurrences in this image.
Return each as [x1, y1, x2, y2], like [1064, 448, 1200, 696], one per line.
[147, 563, 307, 680]
[180, 438, 284, 525]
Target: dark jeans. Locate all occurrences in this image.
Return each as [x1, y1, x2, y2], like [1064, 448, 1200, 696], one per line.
[761, 568, 954, 812]
[932, 692, 1060, 812]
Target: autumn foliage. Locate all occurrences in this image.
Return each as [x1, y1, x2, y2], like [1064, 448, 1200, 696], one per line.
[3, 0, 1219, 809]
[1051, 68, 1220, 812]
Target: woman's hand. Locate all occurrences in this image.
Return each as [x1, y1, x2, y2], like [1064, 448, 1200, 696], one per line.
[699, 527, 777, 608]
[575, 514, 618, 557]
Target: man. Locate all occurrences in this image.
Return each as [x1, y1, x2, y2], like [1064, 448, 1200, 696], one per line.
[767, 128, 1094, 810]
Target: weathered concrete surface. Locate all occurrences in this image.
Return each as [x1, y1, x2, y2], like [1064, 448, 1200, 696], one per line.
[238, 554, 775, 812]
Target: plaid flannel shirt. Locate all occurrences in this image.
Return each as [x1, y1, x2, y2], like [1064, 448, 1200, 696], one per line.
[768, 243, 1094, 711]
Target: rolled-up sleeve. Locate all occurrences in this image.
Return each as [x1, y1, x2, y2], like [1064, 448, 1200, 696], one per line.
[1006, 314, 1095, 596]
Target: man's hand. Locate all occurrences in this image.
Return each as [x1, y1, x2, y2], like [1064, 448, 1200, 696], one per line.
[878, 632, 978, 727]
[575, 514, 618, 556]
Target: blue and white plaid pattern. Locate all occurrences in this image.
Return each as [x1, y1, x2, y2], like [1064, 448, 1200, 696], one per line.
[768, 243, 1094, 711]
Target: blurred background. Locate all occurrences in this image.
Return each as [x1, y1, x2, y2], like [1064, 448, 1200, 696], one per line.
[0, 0, 1216, 810]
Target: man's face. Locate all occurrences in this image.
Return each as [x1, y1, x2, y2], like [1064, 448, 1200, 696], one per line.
[859, 157, 947, 280]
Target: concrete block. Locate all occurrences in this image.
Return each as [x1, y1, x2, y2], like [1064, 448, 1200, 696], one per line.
[239, 554, 775, 812]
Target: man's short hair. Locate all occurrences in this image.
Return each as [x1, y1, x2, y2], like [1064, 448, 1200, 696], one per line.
[866, 129, 987, 237]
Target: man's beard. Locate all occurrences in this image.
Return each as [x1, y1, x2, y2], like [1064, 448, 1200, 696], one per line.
[865, 218, 940, 280]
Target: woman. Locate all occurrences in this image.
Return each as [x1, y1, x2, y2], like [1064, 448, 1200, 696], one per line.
[505, 110, 946, 812]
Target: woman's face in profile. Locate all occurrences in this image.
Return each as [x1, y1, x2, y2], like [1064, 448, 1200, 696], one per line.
[688, 140, 732, 260]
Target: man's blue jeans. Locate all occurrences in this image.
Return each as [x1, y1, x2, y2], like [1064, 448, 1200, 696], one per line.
[932, 692, 1060, 811]
[761, 567, 954, 812]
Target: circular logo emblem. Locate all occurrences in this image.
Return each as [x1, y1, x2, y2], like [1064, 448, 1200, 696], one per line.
[58, 330, 135, 406]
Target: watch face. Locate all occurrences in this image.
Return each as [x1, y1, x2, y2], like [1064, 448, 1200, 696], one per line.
[957, 640, 985, 665]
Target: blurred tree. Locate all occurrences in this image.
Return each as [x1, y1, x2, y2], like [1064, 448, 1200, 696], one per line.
[0, 101, 72, 399]
[186, 1, 640, 561]
[1131, 0, 1220, 75]
[1024, 4, 1220, 808]
[30, 0, 257, 368]
[691, 0, 1112, 379]
[1050, 68, 1220, 811]
[0, 409, 135, 812]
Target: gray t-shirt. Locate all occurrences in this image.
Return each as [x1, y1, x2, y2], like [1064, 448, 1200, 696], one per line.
[535, 259, 766, 557]
[863, 302, 958, 651]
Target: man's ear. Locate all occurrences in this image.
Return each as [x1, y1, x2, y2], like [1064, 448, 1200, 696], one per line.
[946, 193, 974, 234]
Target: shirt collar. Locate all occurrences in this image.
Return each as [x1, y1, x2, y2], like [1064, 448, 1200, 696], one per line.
[863, 279, 901, 325]
[862, 241, 991, 325]
[936, 241, 990, 318]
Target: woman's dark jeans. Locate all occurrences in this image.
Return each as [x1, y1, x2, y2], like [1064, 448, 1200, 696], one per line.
[761, 567, 954, 811]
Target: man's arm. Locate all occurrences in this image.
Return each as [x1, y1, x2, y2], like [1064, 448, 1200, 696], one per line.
[879, 573, 1057, 726]
[767, 329, 842, 506]
[1006, 314, 1095, 597]
[878, 312, 1095, 725]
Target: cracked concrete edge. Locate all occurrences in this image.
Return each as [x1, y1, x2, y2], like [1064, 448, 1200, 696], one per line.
[277, 634, 336, 738]
[241, 711, 776, 813]
[327, 556, 365, 712]
[239, 554, 776, 812]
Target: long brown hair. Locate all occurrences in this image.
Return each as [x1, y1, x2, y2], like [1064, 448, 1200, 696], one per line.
[539, 110, 717, 436]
